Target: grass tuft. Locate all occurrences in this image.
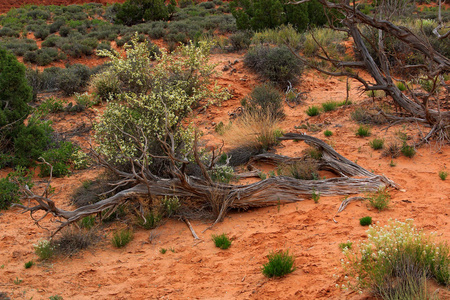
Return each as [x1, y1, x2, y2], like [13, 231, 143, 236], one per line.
[262, 250, 296, 278]
[24, 261, 34, 269]
[439, 171, 448, 181]
[401, 144, 416, 158]
[111, 228, 133, 248]
[212, 233, 232, 249]
[369, 138, 384, 150]
[324, 130, 333, 137]
[359, 216, 372, 226]
[367, 187, 390, 211]
[306, 106, 320, 117]
[356, 125, 371, 137]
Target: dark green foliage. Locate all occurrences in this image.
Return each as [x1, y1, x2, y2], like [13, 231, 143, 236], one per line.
[114, 0, 171, 25]
[23, 48, 63, 66]
[360, 216, 372, 226]
[79, 215, 96, 229]
[321, 101, 338, 112]
[262, 250, 296, 278]
[24, 261, 34, 269]
[0, 27, 20, 38]
[13, 119, 53, 167]
[0, 38, 38, 56]
[33, 25, 50, 40]
[324, 130, 333, 137]
[0, 47, 32, 148]
[39, 141, 77, 177]
[57, 64, 91, 96]
[42, 35, 62, 48]
[305, 106, 320, 116]
[231, 0, 328, 32]
[212, 233, 232, 249]
[0, 167, 33, 210]
[244, 45, 302, 86]
[241, 83, 284, 119]
[138, 211, 162, 229]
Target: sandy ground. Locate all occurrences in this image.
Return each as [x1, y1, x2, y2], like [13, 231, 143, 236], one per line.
[1, 50, 449, 300]
[0, 2, 449, 299]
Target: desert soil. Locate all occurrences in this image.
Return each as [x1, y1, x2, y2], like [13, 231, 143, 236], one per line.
[1, 2, 450, 300]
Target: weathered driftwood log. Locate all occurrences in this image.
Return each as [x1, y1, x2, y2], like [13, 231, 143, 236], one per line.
[14, 133, 397, 235]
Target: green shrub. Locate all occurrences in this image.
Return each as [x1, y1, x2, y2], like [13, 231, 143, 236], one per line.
[57, 64, 91, 95]
[321, 101, 338, 112]
[90, 71, 120, 101]
[161, 196, 181, 217]
[208, 165, 235, 184]
[439, 171, 448, 181]
[304, 147, 322, 160]
[137, 211, 162, 229]
[382, 141, 401, 158]
[367, 187, 390, 211]
[0, 167, 33, 210]
[244, 45, 302, 86]
[33, 25, 50, 40]
[401, 144, 416, 158]
[262, 250, 296, 278]
[212, 233, 232, 249]
[305, 106, 320, 116]
[39, 141, 77, 177]
[369, 138, 384, 150]
[252, 24, 303, 50]
[241, 83, 285, 119]
[359, 216, 372, 226]
[24, 261, 34, 269]
[34, 239, 54, 260]
[396, 81, 407, 91]
[356, 125, 371, 137]
[36, 97, 65, 116]
[324, 130, 333, 137]
[228, 30, 253, 51]
[111, 228, 134, 248]
[341, 220, 450, 297]
[339, 241, 352, 250]
[311, 189, 320, 203]
[49, 295, 63, 300]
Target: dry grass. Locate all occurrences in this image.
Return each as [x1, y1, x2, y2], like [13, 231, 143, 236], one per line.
[223, 111, 282, 151]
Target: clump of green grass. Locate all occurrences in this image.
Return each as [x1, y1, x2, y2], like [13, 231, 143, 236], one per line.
[79, 215, 96, 229]
[322, 101, 338, 112]
[367, 187, 390, 211]
[383, 142, 401, 158]
[24, 261, 34, 269]
[137, 211, 162, 230]
[311, 189, 320, 203]
[356, 125, 371, 137]
[439, 170, 448, 181]
[111, 228, 133, 248]
[339, 241, 352, 250]
[401, 144, 416, 158]
[304, 147, 322, 160]
[33, 239, 54, 261]
[160, 248, 167, 254]
[369, 138, 384, 150]
[305, 106, 320, 117]
[359, 216, 372, 226]
[212, 233, 232, 250]
[262, 250, 296, 278]
[324, 129, 333, 137]
[396, 81, 407, 91]
[341, 220, 450, 298]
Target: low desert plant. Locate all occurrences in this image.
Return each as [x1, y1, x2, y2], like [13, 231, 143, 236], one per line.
[137, 211, 162, 230]
[160, 248, 168, 254]
[49, 296, 63, 300]
[439, 171, 448, 181]
[359, 216, 372, 226]
[339, 241, 353, 250]
[322, 101, 338, 112]
[306, 106, 320, 117]
[262, 250, 296, 278]
[367, 187, 390, 211]
[79, 215, 96, 229]
[324, 130, 333, 137]
[311, 189, 320, 203]
[369, 138, 384, 150]
[111, 228, 133, 248]
[277, 160, 319, 180]
[383, 142, 401, 158]
[52, 227, 100, 256]
[396, 81, 407, 91]
[356, 125, 371, 137]
[341, 220, 450, 298]
[241, 83, 285, 119]
[34, 239, 54, 260]
[304, 147, 322, 160]
[24, 261, 34, 269]
[223, 110, 282, 151]
[401, 144, 416, 158]
[212, 233, 232, 249]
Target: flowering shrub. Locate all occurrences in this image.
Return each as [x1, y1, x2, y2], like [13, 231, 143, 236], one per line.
[340, 220, 449, 298]
[94, 34, 230, 167]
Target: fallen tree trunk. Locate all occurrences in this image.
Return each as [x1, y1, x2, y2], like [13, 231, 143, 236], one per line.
[14, 133, 397, 235]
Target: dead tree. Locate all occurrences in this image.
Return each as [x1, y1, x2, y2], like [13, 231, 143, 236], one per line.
[14, 132, 397, 236]
[291, 0, 450, 145]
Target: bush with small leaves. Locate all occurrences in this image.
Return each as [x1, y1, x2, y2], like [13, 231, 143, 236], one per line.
[241, 83, 285, 119]
[228, 30, 253, 51]
[0, 167, 33, 210]
[359, 216, 372, 226]
[212, 233, 232, 249]
[306, 106, 320, 117]
[24, 261, 34, 269]
[356, 125, 371, 137]
[244, 45, 302, 86]
[401, 144, 416, 158]
[39, 142, 78, 177]
[137, 211, 162, 229]
[262, 250, 296, 278]
[324, 130, 333, 137]
[439, 171, 448, 181]
[111, 228, 133, 248]
[369, 138, 384, 150]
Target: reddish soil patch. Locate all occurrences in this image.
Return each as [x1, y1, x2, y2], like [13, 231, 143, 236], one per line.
[1, 50, 449, 299]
